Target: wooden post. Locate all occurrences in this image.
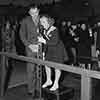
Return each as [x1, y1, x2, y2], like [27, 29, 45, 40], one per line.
[81, 72, 92, 100]
[0, 55, 6, 96]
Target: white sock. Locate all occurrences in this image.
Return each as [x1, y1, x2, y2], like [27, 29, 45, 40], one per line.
[50, 69, 61, 91]
[42, 66, 52, 88]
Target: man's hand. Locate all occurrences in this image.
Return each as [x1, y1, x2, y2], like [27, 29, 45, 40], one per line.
[38, 36, 46, 44]
[28, 44, 39, 52]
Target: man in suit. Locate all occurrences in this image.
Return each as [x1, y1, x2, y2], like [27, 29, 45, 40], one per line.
[19, 5, 40, 97]
[96, 22, 100, 56]
[96, 22, 100, 68]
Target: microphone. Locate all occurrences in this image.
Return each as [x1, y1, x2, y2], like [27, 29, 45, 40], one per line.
[39, 25, 49, 40]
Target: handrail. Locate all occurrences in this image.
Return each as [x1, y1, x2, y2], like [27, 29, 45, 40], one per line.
[0, 52, 100, 79]
[0, 52, 100, 100]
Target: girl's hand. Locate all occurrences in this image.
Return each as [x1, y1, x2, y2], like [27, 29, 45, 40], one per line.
[38, 36, 46, 44]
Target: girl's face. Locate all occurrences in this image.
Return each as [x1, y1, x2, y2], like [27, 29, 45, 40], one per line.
[40, 17, 50, 30]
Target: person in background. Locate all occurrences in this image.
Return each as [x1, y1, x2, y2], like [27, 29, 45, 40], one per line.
[77, 22, 94, 69]
[96, 22, 100, 68]
[2, 20, 13, 52]
[62, 20, 76, 65]
[39, 15, 66, 91]
[69, 24, 78, 65]
[19, 5, 40, 97]
[1, 19, 16, 92]
[59, 20, 70, 63]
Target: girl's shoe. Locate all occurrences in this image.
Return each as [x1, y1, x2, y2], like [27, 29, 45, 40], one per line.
[42, 80, 52, 88]
[49, 83, 58, 91]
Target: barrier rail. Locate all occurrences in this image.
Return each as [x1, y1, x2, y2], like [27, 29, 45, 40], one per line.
[0, 52, 100, 100]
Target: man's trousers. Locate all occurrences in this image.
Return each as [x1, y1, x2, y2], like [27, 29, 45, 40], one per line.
[26, 48, 40, 96]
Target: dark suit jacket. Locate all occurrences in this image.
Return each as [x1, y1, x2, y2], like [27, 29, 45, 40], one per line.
[19, 16, 39, 47]
[96, 27, 100, 51]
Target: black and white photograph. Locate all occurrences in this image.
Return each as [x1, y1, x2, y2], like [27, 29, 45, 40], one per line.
[0, 0, 100, 100]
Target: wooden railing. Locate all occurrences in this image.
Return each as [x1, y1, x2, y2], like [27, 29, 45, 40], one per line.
[0, 52, 100, 100]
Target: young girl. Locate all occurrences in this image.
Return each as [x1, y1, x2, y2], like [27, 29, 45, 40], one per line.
[38, 15, 66, 91]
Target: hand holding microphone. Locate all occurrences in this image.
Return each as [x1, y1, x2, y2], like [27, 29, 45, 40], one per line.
[38, 36, 46, 44]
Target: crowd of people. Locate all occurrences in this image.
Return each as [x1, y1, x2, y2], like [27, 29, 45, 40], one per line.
[0, 16, 23, 53]
[1, 4, 100, 98]
[60, 20, 94, 67]
[59, 19, 100, 68]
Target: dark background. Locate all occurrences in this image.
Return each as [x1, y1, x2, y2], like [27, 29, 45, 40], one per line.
[0, 0, 99, 20]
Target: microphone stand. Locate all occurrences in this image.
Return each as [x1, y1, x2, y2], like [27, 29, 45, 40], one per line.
[38, 42, 43, 100]
[36, 26, 46, 100]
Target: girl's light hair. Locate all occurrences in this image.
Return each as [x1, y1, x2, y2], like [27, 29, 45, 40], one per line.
[40, 15, 55, 27]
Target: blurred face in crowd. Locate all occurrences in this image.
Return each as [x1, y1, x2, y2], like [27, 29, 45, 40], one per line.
[77, 23, 80, 27]
[6, 21, 10, 29]
[67, 21, 71, 27]
[29, 7, 39, 20]
[72, 24, 77, 30]
[40, 16, 50, 30]
[62, 21, 66, 27]
[97, 22, 100, 27]
[81, 24, 86, 30]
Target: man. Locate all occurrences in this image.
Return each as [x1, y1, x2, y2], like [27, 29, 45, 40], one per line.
[96, 22, 100, 55]
[96, 22, 100, 68]
[19, 5, 40, 97]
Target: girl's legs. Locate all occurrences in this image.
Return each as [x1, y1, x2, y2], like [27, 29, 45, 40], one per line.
[50, 69, 61, 91]
[42, 66, 52, 88]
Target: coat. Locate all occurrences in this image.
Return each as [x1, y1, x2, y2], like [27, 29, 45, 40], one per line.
[77, 29, 94, 64]
[45, 28, 66, 63]
[19, 16, 40, 48]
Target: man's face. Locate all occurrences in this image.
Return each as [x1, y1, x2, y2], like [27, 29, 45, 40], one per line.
[81, 24, 86, 30]
[62, 21, 66, 26]
[67, 21, 71, 27]
[29, 7, 39, 19]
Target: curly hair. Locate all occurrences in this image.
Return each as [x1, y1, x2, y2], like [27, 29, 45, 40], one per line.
[40, 15, 55, 27]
